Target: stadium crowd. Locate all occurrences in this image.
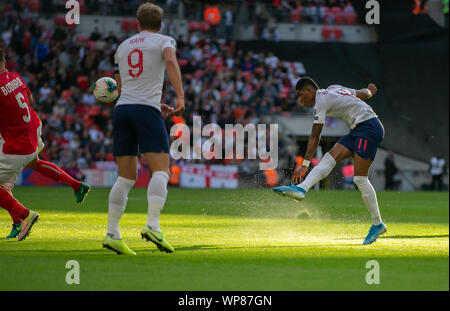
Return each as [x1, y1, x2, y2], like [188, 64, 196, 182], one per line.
[0, 2, 310, 178]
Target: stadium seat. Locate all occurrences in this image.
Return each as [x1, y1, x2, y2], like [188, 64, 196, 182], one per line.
[200, 22, 210, 31]
[54, 15, 76, 29]
[330, 6, 343, 15]
[333, 27, 343, 39]
[322, 27, 332, 39]
[335, 13, 345, 25]
[290, 7, 303, 23]
[121, 19, 138, 33]
[79, 0, 86, 14]
[54, 15, 67, 26]
[76, 35, 89, 43]
[188, 21, 200, 31]
[344, 11, 357, 24]
[322, 27, 343, 40]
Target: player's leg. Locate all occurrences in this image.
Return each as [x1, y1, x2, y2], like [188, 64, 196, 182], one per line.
[137, 106, 173, 253]
[6, 210, 22, 239]
[26, 155, 90, 203]
[103, 105, 138, 255]
[273, 139, 353, 201]
[0, 186, 39, 242]
[352, 137, 386, 245]
[103, 155, 137, 255]
[0, 185, 30, 227]
[144, 152, 169, 233]
[0, 151, 39, 241]
[140, 152, 173, 253]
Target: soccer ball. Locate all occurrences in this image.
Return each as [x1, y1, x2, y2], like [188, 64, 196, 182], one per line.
[93, 77, 119, 103]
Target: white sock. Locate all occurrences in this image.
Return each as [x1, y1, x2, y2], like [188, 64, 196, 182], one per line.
[297, 152, 336, 191]
[147, 171, 169, 232]
[107, 176, 135, 239]
[353, 176, 382, 226]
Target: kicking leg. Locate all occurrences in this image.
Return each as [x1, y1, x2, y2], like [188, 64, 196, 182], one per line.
[353, 153, 386, 244]
[273, 143, 352, 201]
[140, 152, 173, 253]
[27, 156, 90, 203]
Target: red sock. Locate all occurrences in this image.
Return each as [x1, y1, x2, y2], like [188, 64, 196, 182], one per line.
[34, 160, 81, 191]
[8, 209, 22, 224]
[0, 186, 30, 220]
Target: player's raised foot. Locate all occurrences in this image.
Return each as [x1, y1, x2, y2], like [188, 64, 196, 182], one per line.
[17, 211, 39, 241]
[272, 183, 306, 202]
[75, 182, 91, 204]
[102, 234, 136, 255]
[6, 222, 21, 239]
[141, 226, 174, 253]
[362, 223, 387, 245]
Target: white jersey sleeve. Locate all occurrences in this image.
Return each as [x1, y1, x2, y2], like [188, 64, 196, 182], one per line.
[328, 84, 357, 96]
[312, 85, 377, 129]
[114, 31, 177, 111]
[313, 90, 328, 125]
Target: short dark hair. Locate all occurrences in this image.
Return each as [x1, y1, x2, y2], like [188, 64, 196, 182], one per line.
[295, 77, 319, 91]
[137, 2, 163, 31]
[0, 49, 5, 63]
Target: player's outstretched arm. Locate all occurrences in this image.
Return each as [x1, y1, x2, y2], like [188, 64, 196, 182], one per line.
[291, 123, 324, 184]
[163, 47, 184, 116]
[355, 83, 377, 100]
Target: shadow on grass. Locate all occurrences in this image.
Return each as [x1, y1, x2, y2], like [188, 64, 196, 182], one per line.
[380, 234, 449, 239]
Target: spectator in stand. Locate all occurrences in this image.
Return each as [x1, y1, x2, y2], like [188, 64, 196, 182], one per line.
[224, 7, 234, 40]
[246, 0, 256, 21]
[384, 152, 398, 190]
[255, 5, 269, 38]
[343, 0, 355, 13]
[429, 152, 447, 191]
[413, 0, 429, 14]
[89, 27, 102, 41]
[204, 4, 221, 37]
[263, 17, 279, 41]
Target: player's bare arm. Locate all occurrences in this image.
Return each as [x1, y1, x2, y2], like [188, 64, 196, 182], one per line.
[114, 73, 121, 96]
[291, 123, 324, 183]
[355, 83, 377, 100]
[163, 47, 184, 116]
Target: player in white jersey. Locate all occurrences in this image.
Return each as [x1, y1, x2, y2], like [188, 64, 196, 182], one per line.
[273, 77, 387, 245]
[103, 2, 184, 255]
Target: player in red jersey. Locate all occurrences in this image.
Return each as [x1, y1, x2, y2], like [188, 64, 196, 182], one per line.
[0, 49, 91, 241]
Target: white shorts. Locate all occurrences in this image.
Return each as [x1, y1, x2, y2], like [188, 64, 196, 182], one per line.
[0, 124, 44, 190]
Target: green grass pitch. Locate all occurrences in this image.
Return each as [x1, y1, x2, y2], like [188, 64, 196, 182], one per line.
[0, 186, 448, 291]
